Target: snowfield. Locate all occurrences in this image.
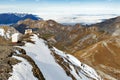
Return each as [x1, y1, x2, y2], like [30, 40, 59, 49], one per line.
[9, 34, 102, 80]
[19, 34, 72, 80]
[8, 56, 38, 80]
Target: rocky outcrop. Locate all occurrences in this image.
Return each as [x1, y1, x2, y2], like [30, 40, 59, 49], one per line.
[93, 16, 120, 36]
[0, 26, 20, 40]
[0, 45, 20, 80]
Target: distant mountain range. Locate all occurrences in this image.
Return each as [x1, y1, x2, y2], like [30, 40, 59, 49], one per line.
[0, 13, 42, 24]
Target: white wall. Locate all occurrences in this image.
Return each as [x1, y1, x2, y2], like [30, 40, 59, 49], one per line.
[11, 33, 20, 43]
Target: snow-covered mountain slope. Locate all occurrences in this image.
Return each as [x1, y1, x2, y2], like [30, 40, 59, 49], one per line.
[8, 56, 38, 80]
[9, 34, 102, 80]
[0, 26, 18, 39]
[52, 47, 101, 80]
[19, 34, 72, 80]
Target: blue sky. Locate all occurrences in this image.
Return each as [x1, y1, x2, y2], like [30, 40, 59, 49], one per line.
[0, 0, 120, 19]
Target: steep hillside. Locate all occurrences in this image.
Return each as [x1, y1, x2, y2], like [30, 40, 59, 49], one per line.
[74, 36, 120, 80]
[0, 26, 19, 39]
[0, 45, 20, 80]
[93, 16, 120, 36]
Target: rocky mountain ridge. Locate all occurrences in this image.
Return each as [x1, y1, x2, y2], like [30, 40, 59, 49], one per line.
[92, 16, 120, 36]
[0, 15, 120, 80]
[10, 16, 120, 80]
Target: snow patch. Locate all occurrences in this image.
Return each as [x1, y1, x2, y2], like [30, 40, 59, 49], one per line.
[0, 28, 5, 36]
[8, 56, 38, 80]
